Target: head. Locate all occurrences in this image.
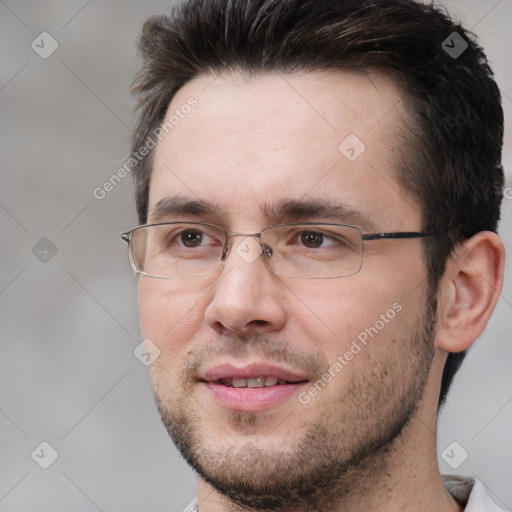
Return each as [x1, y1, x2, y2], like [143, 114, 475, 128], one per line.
[127, 0, 505, 508]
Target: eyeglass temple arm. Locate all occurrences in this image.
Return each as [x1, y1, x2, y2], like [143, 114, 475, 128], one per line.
[362, 232, 434, 241]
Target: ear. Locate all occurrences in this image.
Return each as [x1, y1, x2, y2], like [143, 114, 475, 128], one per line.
[435, 231, 505, 353]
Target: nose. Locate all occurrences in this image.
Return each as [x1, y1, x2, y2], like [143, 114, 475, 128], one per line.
[204, 236, 287, 336]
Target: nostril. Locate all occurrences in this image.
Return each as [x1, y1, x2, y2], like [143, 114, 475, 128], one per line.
[251, 319, 270, 326]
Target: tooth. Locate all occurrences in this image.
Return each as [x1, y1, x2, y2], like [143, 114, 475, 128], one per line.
[232, 378, 247, 388]
[278, 379, 287, 385]
[247, 377, 265, 388]
[264, 377, 279, 386]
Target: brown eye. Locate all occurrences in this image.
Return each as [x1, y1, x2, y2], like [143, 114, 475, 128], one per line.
[180, 230, 203, 247]
[300, 231, 324, 248]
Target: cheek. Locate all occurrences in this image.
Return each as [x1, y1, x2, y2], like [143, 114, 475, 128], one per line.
[291, 275, 424, 362]
[291, 279, 388, 341]
[299, 285, 425, 402]
[138, 279, 207, 354]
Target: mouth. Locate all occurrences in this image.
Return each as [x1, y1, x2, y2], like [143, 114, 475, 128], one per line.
[215, 376, 304, 388]
[198, 363, 309, 412]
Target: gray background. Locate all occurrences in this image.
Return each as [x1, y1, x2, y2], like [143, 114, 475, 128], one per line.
[0, 1, 511, 511]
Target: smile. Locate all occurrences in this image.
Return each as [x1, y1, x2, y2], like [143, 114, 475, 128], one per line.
[199, 363, 310, 411]
[217, 376, 304, 387]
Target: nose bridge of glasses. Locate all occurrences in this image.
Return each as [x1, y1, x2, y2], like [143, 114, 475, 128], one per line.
[221, 231, 263, 261]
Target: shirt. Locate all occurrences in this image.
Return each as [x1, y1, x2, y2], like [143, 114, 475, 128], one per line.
[443, 475, 506, 511]
[183, 475, 506, 511]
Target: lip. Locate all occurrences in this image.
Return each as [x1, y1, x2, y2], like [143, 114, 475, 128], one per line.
[198, 362, 310, 412]
[201, 362, 308, 383]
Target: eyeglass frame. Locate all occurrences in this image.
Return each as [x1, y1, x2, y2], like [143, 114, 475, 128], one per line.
[121, 221, 437, 280]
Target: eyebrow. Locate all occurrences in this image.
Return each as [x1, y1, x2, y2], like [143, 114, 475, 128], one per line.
[150, 195, 377, 232]
[151, 195, 225, 221]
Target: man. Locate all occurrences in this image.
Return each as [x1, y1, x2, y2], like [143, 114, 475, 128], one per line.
[122, 0, 506, 510]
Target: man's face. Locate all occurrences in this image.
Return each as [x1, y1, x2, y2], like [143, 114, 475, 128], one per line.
[139, 71, 436, 507]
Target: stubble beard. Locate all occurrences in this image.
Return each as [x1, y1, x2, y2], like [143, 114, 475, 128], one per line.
[152, 294, 437, 511]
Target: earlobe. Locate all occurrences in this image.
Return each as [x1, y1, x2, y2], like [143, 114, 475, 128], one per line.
[435, 231, 505, 353]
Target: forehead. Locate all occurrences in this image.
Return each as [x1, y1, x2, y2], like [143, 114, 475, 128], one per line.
[149, 70, 419, 229]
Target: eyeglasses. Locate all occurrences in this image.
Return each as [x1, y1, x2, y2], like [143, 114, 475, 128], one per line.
[121, 221, 434, 279]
